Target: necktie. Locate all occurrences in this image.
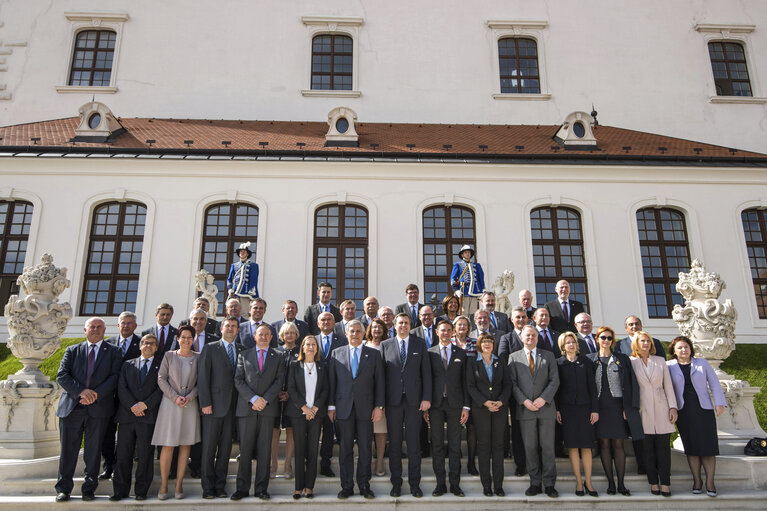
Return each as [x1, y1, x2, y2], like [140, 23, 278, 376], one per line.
[323, 304, 328, 313]
[490, 312, 498, 329]
[120, 339, 128, 357]
[441, 346, 448, 395]
[227, 342, 236, 370]
[86, 344, 96, 387]
[528, 350, 535, 377]
[139, 359, 148, 383]
[323, 335, 330, 358]
[425, 327, 431, 347]
[193, 335, 200, 352]
[562, 301, 569, 322]
[351, 347, 359, 378]
[400, 340, 407, 367]
[411, 305, 417, 324]
[587, 335, 596, 353]
[542, 329, 552, 349]
[258, 349, 265, 371]
[389, 327, 395, 339]
[159, 327, 166, 350]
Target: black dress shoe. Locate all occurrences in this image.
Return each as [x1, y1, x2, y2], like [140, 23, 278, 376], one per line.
[467, 465, 479, 476]
[514, 466, 526, 477]
[99, 467, 113, 480]
[82, 493, 95, 501]
[109, 495, 122, 502]
[411, 486, 423, 498]
[544, 486, 558, 498]
[618, 485, 631, 496]
[135, 495, 146, 501]
[337, 488, 353, 499]
[189, 468, 201, 479]
[483, 487, 493, 497]
[320, 467, 335, 477]
[525, 485, 542, 496]
[216, 491, 228, 498]
[256, 491, 270, 500]
[55, 492, 70, 502]
[575, 488, 585, 496]
[661, 490, 671, 497]
[451, 486, 465, 497]
[360, 488, 375, 499]
[494, 488, 505, 497]
[606, 484, 616, 495]
[230, 491, 248, 500]
[293, 493, 302, 500]
[304, 491, 314, 499]
[587, 488, 599, 497]
[432, 486, 445, 497]
[651, 488, 661, 496]
[202, 491, 215, 499]
[390, 485, 401, 497]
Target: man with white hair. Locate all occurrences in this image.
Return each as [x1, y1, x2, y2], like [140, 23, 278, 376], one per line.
[544, 280, 584, 334]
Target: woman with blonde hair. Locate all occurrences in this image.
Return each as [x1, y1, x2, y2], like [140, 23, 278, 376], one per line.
[364, 318, 388, 476]
[270, 322, 299, 479]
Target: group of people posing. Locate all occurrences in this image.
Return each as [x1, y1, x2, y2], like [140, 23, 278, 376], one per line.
[53, 277, 726, 503]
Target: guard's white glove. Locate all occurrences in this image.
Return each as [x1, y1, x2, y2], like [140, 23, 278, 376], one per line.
[455, 290, 463, 298]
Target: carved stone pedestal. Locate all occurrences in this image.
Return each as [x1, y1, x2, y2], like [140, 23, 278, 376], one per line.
[0, 382, 60, 458]
[672, 259, 766, 455]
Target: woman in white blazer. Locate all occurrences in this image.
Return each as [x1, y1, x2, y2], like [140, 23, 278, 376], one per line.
[630, 331, 677, 497]
[667, 336, 726, 497]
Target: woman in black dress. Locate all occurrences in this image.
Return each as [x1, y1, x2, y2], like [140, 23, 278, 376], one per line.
[556, 331, 599, 497]
[590, 325, 642, 496]
[667, 336, 726, 497]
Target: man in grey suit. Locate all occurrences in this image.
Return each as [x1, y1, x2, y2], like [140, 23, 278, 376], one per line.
[304, 281, 343, 335]
[410, 305, 437, 349]
[327, 320, 385, 499]
[508, 325, 561, 498]
[198, 316, 241, 499]
[470, 309, 504, 349]
[381, 313, 432, 498]
[574, 312, 600, 355]
[315, 311, 347, 476]
[395, 283, 424, 328]
[239, 298, 278, 349]
[231, 324, 285, 501]
[475, 291, 513, 332]
[333, 299, 357, 337]
[271, 299, 310, 341]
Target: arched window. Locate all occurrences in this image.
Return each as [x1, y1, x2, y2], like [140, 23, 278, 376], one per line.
[69, 30, 116, 86]
[636, 207, 691, 318]
[200, 202, 259, 316]
[80, 201, 146, 315]
[708, 41, 752, 96]
[311, 34, 353, 90]
[312, 204, 368, 309]
[741, 208, 767, 318]
[530, 206, 590, 309]
[0, 200, 33, 312]
[423, 205, 476, 307]
[498, 37, 540, 94]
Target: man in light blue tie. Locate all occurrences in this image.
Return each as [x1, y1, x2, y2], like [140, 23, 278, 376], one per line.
[411, 305, 436, 349]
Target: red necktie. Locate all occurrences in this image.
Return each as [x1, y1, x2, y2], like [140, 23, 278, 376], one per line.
[258, 349, 265, 371]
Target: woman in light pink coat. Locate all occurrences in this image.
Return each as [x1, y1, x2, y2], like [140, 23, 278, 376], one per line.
[630, 331, 677, 498]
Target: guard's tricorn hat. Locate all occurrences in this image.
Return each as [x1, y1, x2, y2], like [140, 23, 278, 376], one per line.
[235, 241, 253, 257]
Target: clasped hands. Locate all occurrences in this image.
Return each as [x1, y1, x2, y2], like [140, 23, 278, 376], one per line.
[301, 405, 320, 420]
[78, 389, 98, 406]
[484, 399, 503, 412]
[523, 397, 547, 412]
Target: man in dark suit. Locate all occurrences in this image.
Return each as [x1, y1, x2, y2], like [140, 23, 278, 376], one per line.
[574, 312, 600, 355]
[327, 320, 385, 499]
[426, 321, 469, 497]
[410, 305, 437, 349]
[498, 306, 530, 360]
[497, 306, 529, 475]
[518, 289, 537, 320]
[532, 308, 562, 358]
[381, 313, 432, 498]
[231, 324, 286, 501]
[315, 311, 347, 476]
[239, 298, 278, 349]
[470, 309, 505, 349]
[481, 291, 513, 332]
[225, 298, 249, 323]
[333, 299, 357, 337]
[508, 326, 561, 498]
[55, 317, 122, 502]
[544, 279, 585, 334]
[179, 297, 219, 336]
[100, 311, 142, 480]
[304, 281, 343, 335]
[110, 334, 163, 501]
[357, 296, 380, 329]
[271, 299, 310, 341]
[198, 316, 242, 499]
[379, 306, 396, 339]
[395, 283, 423, 328]
[141, 303, 177, 355]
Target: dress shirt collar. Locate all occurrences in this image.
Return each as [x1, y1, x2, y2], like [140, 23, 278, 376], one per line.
[140, 355, 154, 365]
[524, 347, 537, 359]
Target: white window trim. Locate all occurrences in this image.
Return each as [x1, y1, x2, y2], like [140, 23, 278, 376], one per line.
[487, 20, 551, 100]
[695, 23, 766, 103]
[58, 11, 129, 93]
[301, 15, 363, 97]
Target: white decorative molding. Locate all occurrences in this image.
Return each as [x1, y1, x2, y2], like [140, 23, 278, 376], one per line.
[300, 14, 364, 96]
[56, 86, 118, 94]
[710, 96, 767, 104]
[301, 15, 364, 27]
[65, 12, 130, 22]
[492, 93, 552, 101]
[487, 20, 550, 98]
[301, 89, 361, 98]
[487, 20, 549, 30]
[3, 42, 27, 47]
[694, 23, 755, 34]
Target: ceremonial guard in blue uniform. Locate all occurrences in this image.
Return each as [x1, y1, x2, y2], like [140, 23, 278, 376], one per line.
[450, 245, 485, 315]
[227, 242, 259, 313]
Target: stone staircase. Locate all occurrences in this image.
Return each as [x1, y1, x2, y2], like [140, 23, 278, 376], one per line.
[0, 440, 765, 510]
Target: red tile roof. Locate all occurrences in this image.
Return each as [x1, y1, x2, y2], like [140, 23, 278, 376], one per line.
[1, 116, 765, 161]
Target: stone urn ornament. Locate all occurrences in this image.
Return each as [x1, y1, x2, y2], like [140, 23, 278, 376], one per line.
[3, 253, 72, 385]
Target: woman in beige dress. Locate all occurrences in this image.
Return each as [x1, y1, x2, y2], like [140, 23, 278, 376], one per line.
[630, 330, 677, 498]
[152, 324, 201, 500]
[364, 318, 388, 476]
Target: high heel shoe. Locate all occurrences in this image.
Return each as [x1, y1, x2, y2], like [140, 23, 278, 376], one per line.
[174, 491, 185, 500]
[606, 484, 616, 495]
[157, 491, 168, 501]
[692, 485, 702, 494]
[706, 488, 717, 498]
[617, 485, 631, 496]
[575, 484, 584, 497]
[651, 485, 661, 496]
[586, 486, 599, 497]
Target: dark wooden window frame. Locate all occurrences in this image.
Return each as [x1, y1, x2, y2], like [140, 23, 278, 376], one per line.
[311, 34, 353, 91]
[200, 202, 259, 316]
[636, 207, 691, 319]
[741, 208, 767, 319]
[708, 41, 753, 97]
[68, 29, 117, 87]
[422, 205, 476, 311]
[530, 206, 590, 309]
[498, 37, 541, 94]
[80, 201, 146, 316]
[0, 200, 34, 313]
[312, 204, 368, 309]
